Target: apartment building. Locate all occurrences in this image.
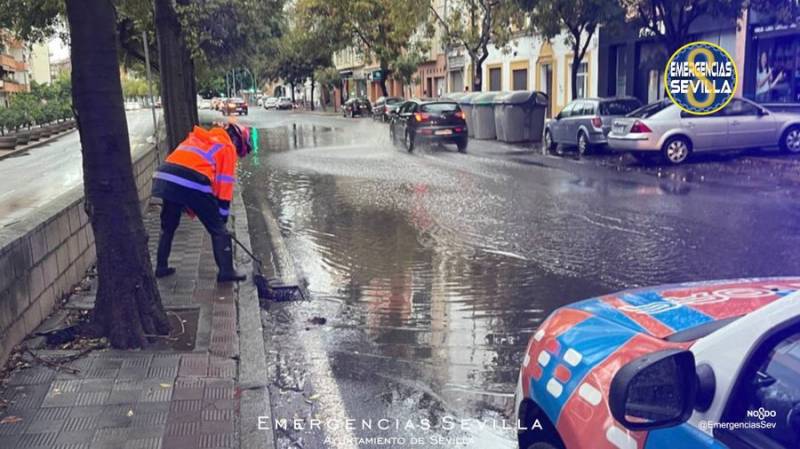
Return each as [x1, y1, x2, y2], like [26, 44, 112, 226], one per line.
[0, 31, 31, 106]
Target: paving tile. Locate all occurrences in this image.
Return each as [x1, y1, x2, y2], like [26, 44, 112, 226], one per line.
[198, 432, 235, 449]
[160, 435, 198, 449]
[123, 437, 161, 449]
[16, 431, 59, 448]
[6, 367, 55, 386]
[172, 379, 204, 401]
[177, 354, 208, 377]
[77, 380, 113, 393]
[74, 392, 109, 407]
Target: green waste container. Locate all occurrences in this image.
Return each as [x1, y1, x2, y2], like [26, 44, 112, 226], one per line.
[494, 91, 549, 143]
[473, 92, 504, 140]
[457, 93, 481, 138]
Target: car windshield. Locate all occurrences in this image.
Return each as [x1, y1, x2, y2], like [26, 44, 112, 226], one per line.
[386, 98, 403, 104]
[600, 99, 642, 115]
[626, 100, 671, 118]
[421, 103, 459, 112]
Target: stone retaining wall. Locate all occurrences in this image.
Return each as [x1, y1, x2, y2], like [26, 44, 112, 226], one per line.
[0, 144, 161, 365]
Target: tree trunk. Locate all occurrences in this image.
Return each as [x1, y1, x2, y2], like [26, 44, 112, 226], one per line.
[154, 0, 197, 152]
[310, 74, 315, 111]
[571, 57, 580, 100]
[65, 0, 170, 349]
[472, 57, 483, 92]
[290, 82, 296, 103]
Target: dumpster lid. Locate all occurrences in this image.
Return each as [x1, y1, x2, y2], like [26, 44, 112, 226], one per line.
[495, 90, 548, 105]
[457, 92, 481, 105]
[444, 92, 467, 101]
[474, 92, 504, 105]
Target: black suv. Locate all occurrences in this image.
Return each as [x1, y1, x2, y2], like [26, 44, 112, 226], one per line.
[389, 100, 468, 153]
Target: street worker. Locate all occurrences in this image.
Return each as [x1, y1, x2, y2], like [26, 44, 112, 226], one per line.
[151, 120, 252, 282]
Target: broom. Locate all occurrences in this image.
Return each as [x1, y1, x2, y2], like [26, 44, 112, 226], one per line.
[231, 234, 270, 299]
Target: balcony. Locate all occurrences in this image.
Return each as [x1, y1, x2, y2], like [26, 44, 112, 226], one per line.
[0, 54, 17, 72]
[0, 79, 26, 93]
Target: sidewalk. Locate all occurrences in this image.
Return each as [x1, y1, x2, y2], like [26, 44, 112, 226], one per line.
[0, 196, 272, 449]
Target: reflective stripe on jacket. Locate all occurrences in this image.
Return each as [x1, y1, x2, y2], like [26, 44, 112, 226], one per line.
[157, 126, 237, 214]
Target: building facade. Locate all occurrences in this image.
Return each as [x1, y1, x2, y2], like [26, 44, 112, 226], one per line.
[0, 31, 31, 106]
[598, 16, 740, 106]
[475, 31, 599, 118]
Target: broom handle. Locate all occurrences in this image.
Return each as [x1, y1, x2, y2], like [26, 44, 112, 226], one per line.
[230, 234, 264, 267]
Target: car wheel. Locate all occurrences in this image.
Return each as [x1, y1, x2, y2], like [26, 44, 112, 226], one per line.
[577, 131, 591, 156]
[456, 138, 467, 153]
[781, 125, 800, 154]
[661, 136, 691, 165]
[544, 129, 556, 153]
[405, 130, 414, 153]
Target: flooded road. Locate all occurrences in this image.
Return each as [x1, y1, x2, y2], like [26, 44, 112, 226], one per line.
[239, 109, 800, 448]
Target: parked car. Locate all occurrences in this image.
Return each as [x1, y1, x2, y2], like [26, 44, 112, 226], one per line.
[389, 99, 468, 153]
[198, 98, 212, 110]
[124, 101, 142, 111]
[372, 96, 404, 122]
[543, 97, 642, 155]
[608, 97, 800, 164]
[342, 97, 372, 118]
[263, 97, 279, 110]
[222, 97, 248, 116]
[276, 97, 293, 110]
[515, 277, 800, 449]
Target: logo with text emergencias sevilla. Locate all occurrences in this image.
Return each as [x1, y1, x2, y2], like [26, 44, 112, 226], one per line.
[665, 41, 738, 115]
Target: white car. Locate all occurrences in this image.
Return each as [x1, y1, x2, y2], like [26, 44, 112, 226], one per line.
[263, 97, 279, 110]
[198, 98, 212, 110]
[515, 277, 800, 449]
[607, 97, 800, 164]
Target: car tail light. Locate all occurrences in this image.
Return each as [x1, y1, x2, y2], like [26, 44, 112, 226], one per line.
[591, 116, 602, 128]
[455, 111, 466, 120]
[629, 120, 652, 133]
[414, 112, 430, 122]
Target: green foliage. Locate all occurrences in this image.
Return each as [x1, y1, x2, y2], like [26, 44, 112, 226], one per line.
[430, 0, 523, 90]
[306, 0, 428, 73]
[122, 76, 149, 99]
[393, 44, 426, 87]
[620, 0, 746, 55]
[521, 0, 623, 99]
[315, 66, 342, 92]
[749, 0, 799, 25]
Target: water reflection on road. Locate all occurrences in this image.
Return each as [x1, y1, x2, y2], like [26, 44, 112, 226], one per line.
[240, 112, 800, 448]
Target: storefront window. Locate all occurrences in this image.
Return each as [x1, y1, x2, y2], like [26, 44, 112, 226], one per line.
[755, 37, 798, 103]
[615, 46, 627, 96]
[576, 62, 588, 98]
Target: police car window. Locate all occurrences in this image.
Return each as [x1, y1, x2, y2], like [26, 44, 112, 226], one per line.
[723, 328, 800, 449]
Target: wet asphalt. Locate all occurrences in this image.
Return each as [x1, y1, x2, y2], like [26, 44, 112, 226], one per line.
[234, 107, 800, 449]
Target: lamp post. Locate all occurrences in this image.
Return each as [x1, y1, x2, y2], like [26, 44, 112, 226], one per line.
[142, 31, 159, 158]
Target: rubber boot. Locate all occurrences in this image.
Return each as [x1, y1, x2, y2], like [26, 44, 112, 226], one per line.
[154, 231, 176, 278]
[213, 234, 246, 282]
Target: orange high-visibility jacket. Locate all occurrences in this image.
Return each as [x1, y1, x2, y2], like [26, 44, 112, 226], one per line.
[157, 126, 237, 216]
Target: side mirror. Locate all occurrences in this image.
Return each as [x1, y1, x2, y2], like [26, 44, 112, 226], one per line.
[757, 108, 768, 116]
[609, 349, 697, 431]
[555, 113, 562, 120]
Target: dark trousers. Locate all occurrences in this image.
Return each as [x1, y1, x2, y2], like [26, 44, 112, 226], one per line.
[157, 195, 229, 270]
[160, 199, 228, 238]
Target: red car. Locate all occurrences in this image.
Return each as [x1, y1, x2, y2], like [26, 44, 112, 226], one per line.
[223, 98, 248, 116]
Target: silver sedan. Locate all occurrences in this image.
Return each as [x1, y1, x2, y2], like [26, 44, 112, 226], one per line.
[607, 98, 800, 164]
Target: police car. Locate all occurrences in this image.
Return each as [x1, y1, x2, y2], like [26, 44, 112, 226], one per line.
[515, 278, 800, 449]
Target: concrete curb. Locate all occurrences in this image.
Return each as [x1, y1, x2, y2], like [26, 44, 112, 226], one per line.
[0, 128, 77, 162]
[232, 189, 276, 449]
